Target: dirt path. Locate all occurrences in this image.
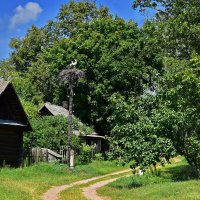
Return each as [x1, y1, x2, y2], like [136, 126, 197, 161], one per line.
[82, 177, 117, 200]
[42, 169, 130, 200]
[82, 174, 130, 200]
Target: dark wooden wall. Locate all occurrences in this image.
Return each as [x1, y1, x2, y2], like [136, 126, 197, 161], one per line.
[0, 84, 29, 127]
[39, 107, 53, 116]
[0, 125, 23, 167]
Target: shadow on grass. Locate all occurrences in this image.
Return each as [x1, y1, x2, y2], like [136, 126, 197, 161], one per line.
[108, 160, 199, 190]
[161, 164, 199, 181]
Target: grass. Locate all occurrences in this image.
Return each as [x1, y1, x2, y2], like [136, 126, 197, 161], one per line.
[0, 160, 127, 200]
[60, 187, 87, 200]
[97, 158, 200, 200]
[107, 173, 170, 189]
[59, 170, 132, 200]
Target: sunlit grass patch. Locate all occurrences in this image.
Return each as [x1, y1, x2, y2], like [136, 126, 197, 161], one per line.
[59, 170, 132, 200]
[97, 158, 200, 200]
[108, 173, 170, 189]
[0, 160, 126, 200]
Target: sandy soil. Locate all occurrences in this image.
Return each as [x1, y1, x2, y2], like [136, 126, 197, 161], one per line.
[82, 177, 118, 200]
[82, 174, 131, 200]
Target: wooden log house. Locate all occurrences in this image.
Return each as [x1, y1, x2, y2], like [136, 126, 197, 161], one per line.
[0, 80, 31, 167]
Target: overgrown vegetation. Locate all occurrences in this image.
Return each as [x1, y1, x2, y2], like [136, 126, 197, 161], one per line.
[26, 115, 93, 150]
[1, 0, 200, 176]
[76, 143, 94, 164]
[98, 158, 200, 200]
[0, 160, 127, 200]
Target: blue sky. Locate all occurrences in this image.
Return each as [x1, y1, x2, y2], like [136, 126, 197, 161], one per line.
[0, 0, 153, 60]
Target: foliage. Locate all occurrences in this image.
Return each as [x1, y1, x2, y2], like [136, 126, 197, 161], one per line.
[6, 0, 162, 134]
[28, 115, 67, 151]
[109, 54, 200, 173]
[94, 153, 104, 161]
[150, 56, 200, 175]
[97, 159, 200, 200]
[25, 115, 94, 153]
[73, 117, 93, 134]
[0, 160, 126, 200]
[56, 0, 110, 37]
[106, 0, 200, 173]
[77, 144, 93, 164]
[2, 0, 200, 177]
[108, 93, 176, 170]
[46, 15, 162, 133]
[20, 99, 39, 119]
[133, 0, 200, 59]
[9, 26, 46, 71]
[0, 60, 14, 79]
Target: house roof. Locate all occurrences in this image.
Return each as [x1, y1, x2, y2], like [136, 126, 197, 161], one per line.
[40, 102, 102, 137]
[0, 80, 32, 131]
[40, 102, 70, 117]
[73, 128, 104, 139]
[80, 134, 107, 140]
[0, 80, 9, 95]
[0, 119, 27, 127]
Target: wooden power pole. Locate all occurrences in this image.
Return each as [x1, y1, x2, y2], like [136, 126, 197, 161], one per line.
[67, 73, 73, 167]
[59, 60, 84, 168]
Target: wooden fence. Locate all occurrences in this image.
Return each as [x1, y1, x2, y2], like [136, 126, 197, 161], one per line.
[23, 147, 63, 166]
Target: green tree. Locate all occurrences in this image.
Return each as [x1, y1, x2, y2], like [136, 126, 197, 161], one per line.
[0, 60, 14, 79]
[108, 93, 176, 171]
[133, 0, 200, 59]
[41, 15, 162, 133]
[56, 0, 110, 37]
[7, 1, 163, 134]
[152, 56, 200, 174]
[10, 26, 45, 71]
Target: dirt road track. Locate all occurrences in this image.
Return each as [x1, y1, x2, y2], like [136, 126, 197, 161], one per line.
[82, 177, 118, 200]
[42, 169, 130, 200]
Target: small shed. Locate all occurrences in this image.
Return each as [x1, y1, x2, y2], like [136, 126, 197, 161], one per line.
[82, 134, 108, 153]
[39, 102, 69, 117]
[0, 80, 31, 167]
[39, 102, 107, 153]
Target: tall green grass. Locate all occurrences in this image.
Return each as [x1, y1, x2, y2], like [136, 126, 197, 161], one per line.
[0, 160, 126, 200]
[109, 174, 170, 189]
[98, 158, 200, 200]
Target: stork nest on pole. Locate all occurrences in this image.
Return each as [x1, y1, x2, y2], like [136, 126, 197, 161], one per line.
[59, 69, 85, 84]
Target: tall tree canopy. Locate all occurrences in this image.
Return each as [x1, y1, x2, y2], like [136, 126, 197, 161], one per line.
[5, 0, 162, 134]
[133, 0, 200, 59]
[2, 0, 200, 173]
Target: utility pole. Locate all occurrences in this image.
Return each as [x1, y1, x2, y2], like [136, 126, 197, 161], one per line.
[59, 60, 85, 168]
[67, 73, 73, 167]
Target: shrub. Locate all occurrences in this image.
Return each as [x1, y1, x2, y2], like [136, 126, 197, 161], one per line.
[24, 115, 94, 154]
[77, 144, 93, 164]
[94, 153, 104, 161]
[28, 115, 67, 151]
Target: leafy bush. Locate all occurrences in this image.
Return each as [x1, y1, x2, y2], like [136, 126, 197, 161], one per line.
[94, 153, 104, 161]
[24, 115, 94, 155]
[21, 99, 39, 119]
[77, 144, 93, 164]
[73, 117, 94, 134]
[29, 115, 67, 151]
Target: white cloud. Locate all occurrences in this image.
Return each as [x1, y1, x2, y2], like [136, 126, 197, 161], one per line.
[9, 2, 43, 29]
